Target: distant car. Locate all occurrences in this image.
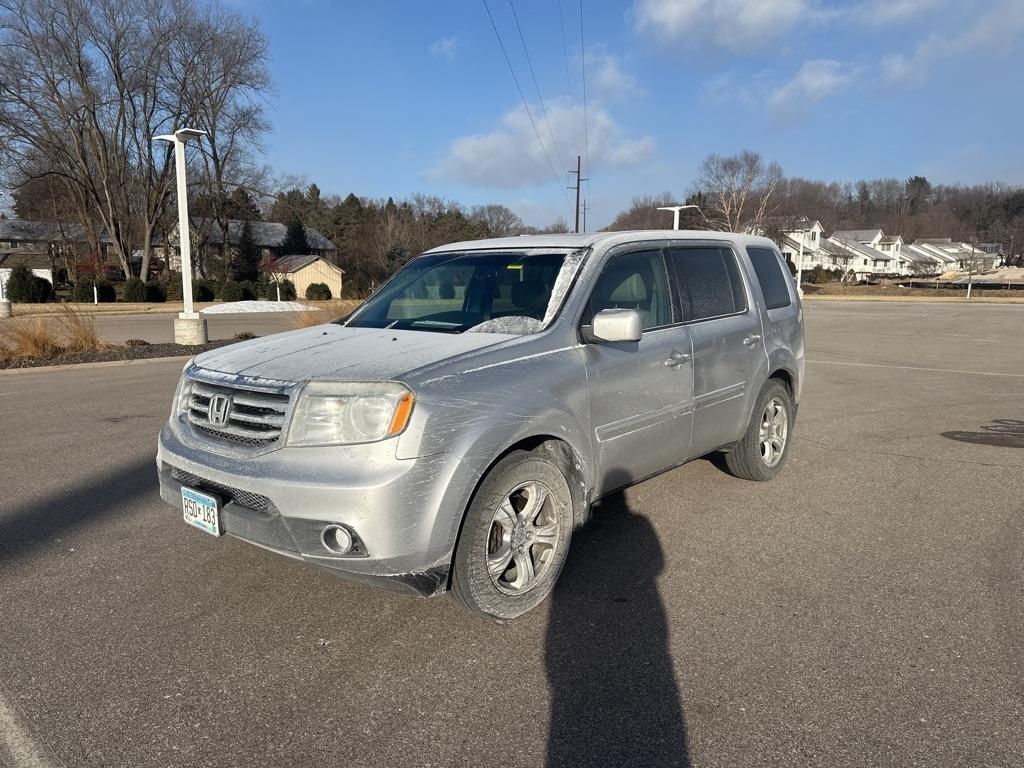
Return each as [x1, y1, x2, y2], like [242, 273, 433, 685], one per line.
[158, 231, 804, 618]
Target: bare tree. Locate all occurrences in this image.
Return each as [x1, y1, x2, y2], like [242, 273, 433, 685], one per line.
[694, 150, 783, 233]
[0, 0, 272, 281]
[469, 204, 524, 237]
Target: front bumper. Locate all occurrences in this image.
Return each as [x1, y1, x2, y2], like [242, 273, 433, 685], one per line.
[157, 424, 469, 597]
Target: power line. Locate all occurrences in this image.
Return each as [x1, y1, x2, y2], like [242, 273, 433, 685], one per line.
[579, 0, 590, 187]
[508, 0, 566, 172]
[481, 0, 570, 204]
[557, 0, 578, 159]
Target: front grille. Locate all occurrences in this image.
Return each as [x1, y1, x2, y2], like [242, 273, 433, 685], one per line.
[171, 467, 273, 513]
[186, 379, 290, 448]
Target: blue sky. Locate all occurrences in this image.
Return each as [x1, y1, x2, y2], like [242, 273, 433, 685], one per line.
[243, 0, 1024, 229]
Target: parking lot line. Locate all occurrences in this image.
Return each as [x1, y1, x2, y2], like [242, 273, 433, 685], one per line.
[807, 359, 1024, 379]
[0, 683, 61, 768]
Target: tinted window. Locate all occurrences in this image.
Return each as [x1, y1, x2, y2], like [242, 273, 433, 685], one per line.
[582, 250, 673, 331]
[668, 247, 747, 322]
[746, 246, 793, 310]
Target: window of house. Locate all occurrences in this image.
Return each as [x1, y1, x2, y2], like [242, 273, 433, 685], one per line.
[810, 231, 817, 242]
[863, 259, 868, 265]
[745, 246, 792, 310]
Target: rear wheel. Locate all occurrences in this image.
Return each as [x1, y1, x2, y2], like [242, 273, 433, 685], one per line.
[451, 450, 573, 619]
[724, 379, 794, 481]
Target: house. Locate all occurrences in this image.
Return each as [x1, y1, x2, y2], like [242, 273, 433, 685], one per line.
[268, 254, 344, 299]
[777, 218, 827, 271]
[828, 230, 898, 278]
[911, 239, 997, 272]
[179, 220, 338, 271]
[0, 218, 113, 289]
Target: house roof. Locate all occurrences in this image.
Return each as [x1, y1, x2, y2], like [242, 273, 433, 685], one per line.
[269, 254, 345, 274]
[0, 218, 112, 244]
[200, 220, 337, 252]
[817, 239, 848, 256]
[833, 229, 883, 243]
[829, 235, 891, 261]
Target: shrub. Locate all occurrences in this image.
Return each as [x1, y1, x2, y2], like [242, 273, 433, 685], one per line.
[237, 280, 259, 300]
[123, 277, 145, 302]
[220, 280, 243, 302]
[143, 280, 166, 303]
[305, 282, 332, 301]
[124, 338, 150, 347]
[193, 279, 216, 302]
[164, 273, 183, 301]
[279, 279, 297, 301]
[232, 330, 256, 341]
[4, 265, 53, 303]
[72, 279, 116, 303]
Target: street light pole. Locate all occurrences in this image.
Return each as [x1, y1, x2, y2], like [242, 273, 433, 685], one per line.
[796, 230, 805, 297]
[155, 128, 208, 345]
[657, 204, 702, 231]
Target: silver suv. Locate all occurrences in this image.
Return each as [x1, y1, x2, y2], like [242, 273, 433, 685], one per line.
[158, 231, 804, 618]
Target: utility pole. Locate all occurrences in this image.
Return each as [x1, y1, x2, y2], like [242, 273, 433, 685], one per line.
[582, 200, 589, 233]
[568, 155, 588, 234]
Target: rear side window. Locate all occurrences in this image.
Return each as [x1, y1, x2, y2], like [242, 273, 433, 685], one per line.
[668, 247, 747, 322]
[746, 247, 793, 310]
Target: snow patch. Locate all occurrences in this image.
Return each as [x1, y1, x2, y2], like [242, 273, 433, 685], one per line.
[200, 300, 315, 315]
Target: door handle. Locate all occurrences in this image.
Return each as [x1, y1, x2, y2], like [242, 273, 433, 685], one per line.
[664, 350, 691, 367]
[742, 334, 762, 347]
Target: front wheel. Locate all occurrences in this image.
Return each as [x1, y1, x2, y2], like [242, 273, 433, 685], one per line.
[450, 450, 573, 619]
[724, 379, 795, 481]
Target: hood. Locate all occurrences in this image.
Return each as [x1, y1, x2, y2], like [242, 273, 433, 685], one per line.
[193, 324, 513, 383]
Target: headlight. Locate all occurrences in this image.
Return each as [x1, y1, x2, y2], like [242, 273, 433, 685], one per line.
[287, 381, 415, 446]
[171, 359, 195, 418]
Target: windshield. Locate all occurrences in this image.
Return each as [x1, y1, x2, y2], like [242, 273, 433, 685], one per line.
[345, 250, 581, 334]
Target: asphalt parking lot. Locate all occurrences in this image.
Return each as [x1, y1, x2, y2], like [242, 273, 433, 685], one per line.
[1, 301, 1022, 768]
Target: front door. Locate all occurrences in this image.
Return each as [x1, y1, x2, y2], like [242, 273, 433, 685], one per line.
[667, 245, 764, 456]
[578, 247, 695, 494]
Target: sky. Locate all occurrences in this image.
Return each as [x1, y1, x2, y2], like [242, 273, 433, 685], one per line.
[239, 0, 1024, 230]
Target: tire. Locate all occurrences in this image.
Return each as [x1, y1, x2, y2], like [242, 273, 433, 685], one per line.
[451, 450, 574, 619]
[724, 378, 795, 482]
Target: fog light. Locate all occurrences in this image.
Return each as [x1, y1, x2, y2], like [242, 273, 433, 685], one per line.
[321, 525, 353, 555]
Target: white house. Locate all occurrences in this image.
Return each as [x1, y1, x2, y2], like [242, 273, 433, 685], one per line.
[829, 230, 898, 278]
[776, 218, 827, 271]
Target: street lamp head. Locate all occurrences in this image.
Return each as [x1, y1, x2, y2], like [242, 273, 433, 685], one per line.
[174, 127, 207, 142]
[153, 128, 207, 143]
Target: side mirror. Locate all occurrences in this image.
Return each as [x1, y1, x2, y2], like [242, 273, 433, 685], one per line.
[590, 308, 642, 343]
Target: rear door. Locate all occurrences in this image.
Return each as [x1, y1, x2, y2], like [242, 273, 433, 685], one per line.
[578, 245, 694, 493]
[666, 244, 766, 457]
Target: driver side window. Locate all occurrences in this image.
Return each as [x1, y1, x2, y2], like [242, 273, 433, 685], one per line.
[582, 249, 674, 331]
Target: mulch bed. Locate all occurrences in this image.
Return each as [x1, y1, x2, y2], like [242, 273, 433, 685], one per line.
[0, 338, 240, 370]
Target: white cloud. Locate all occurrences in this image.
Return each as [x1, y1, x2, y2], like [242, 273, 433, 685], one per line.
[882, 0, 1024, 83]
[633, 0, 809, 50]
[766, 60, 860, 112]
[586, 48, 641, 101]
[429, 37, 460, 60]
[431, 101, 654, 188]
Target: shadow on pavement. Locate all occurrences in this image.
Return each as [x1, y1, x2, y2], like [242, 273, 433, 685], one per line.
[545, 482, 692, 767]
[941, 419, 1024, 449]
[0, 455, 158, 561]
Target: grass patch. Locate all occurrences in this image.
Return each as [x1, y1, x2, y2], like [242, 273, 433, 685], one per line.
[288, 308, 333, 329]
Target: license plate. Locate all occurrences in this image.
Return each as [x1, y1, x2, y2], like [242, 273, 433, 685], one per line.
[182, 487, 221, 536]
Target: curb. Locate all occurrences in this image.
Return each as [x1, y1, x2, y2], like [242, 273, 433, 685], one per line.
[0, 355, 192, 375]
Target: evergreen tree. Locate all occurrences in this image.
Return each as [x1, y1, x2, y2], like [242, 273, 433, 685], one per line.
[282, 215, 310, 255]
[234, 220, 261, 281]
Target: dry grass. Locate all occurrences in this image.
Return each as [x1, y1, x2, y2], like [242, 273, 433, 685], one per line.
[0, 317, 61, 359]
[53, 304, 104, 353]
[288, 307, 333, 329]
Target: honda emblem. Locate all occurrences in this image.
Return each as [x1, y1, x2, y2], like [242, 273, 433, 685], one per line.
[207, 394, 232, 427]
